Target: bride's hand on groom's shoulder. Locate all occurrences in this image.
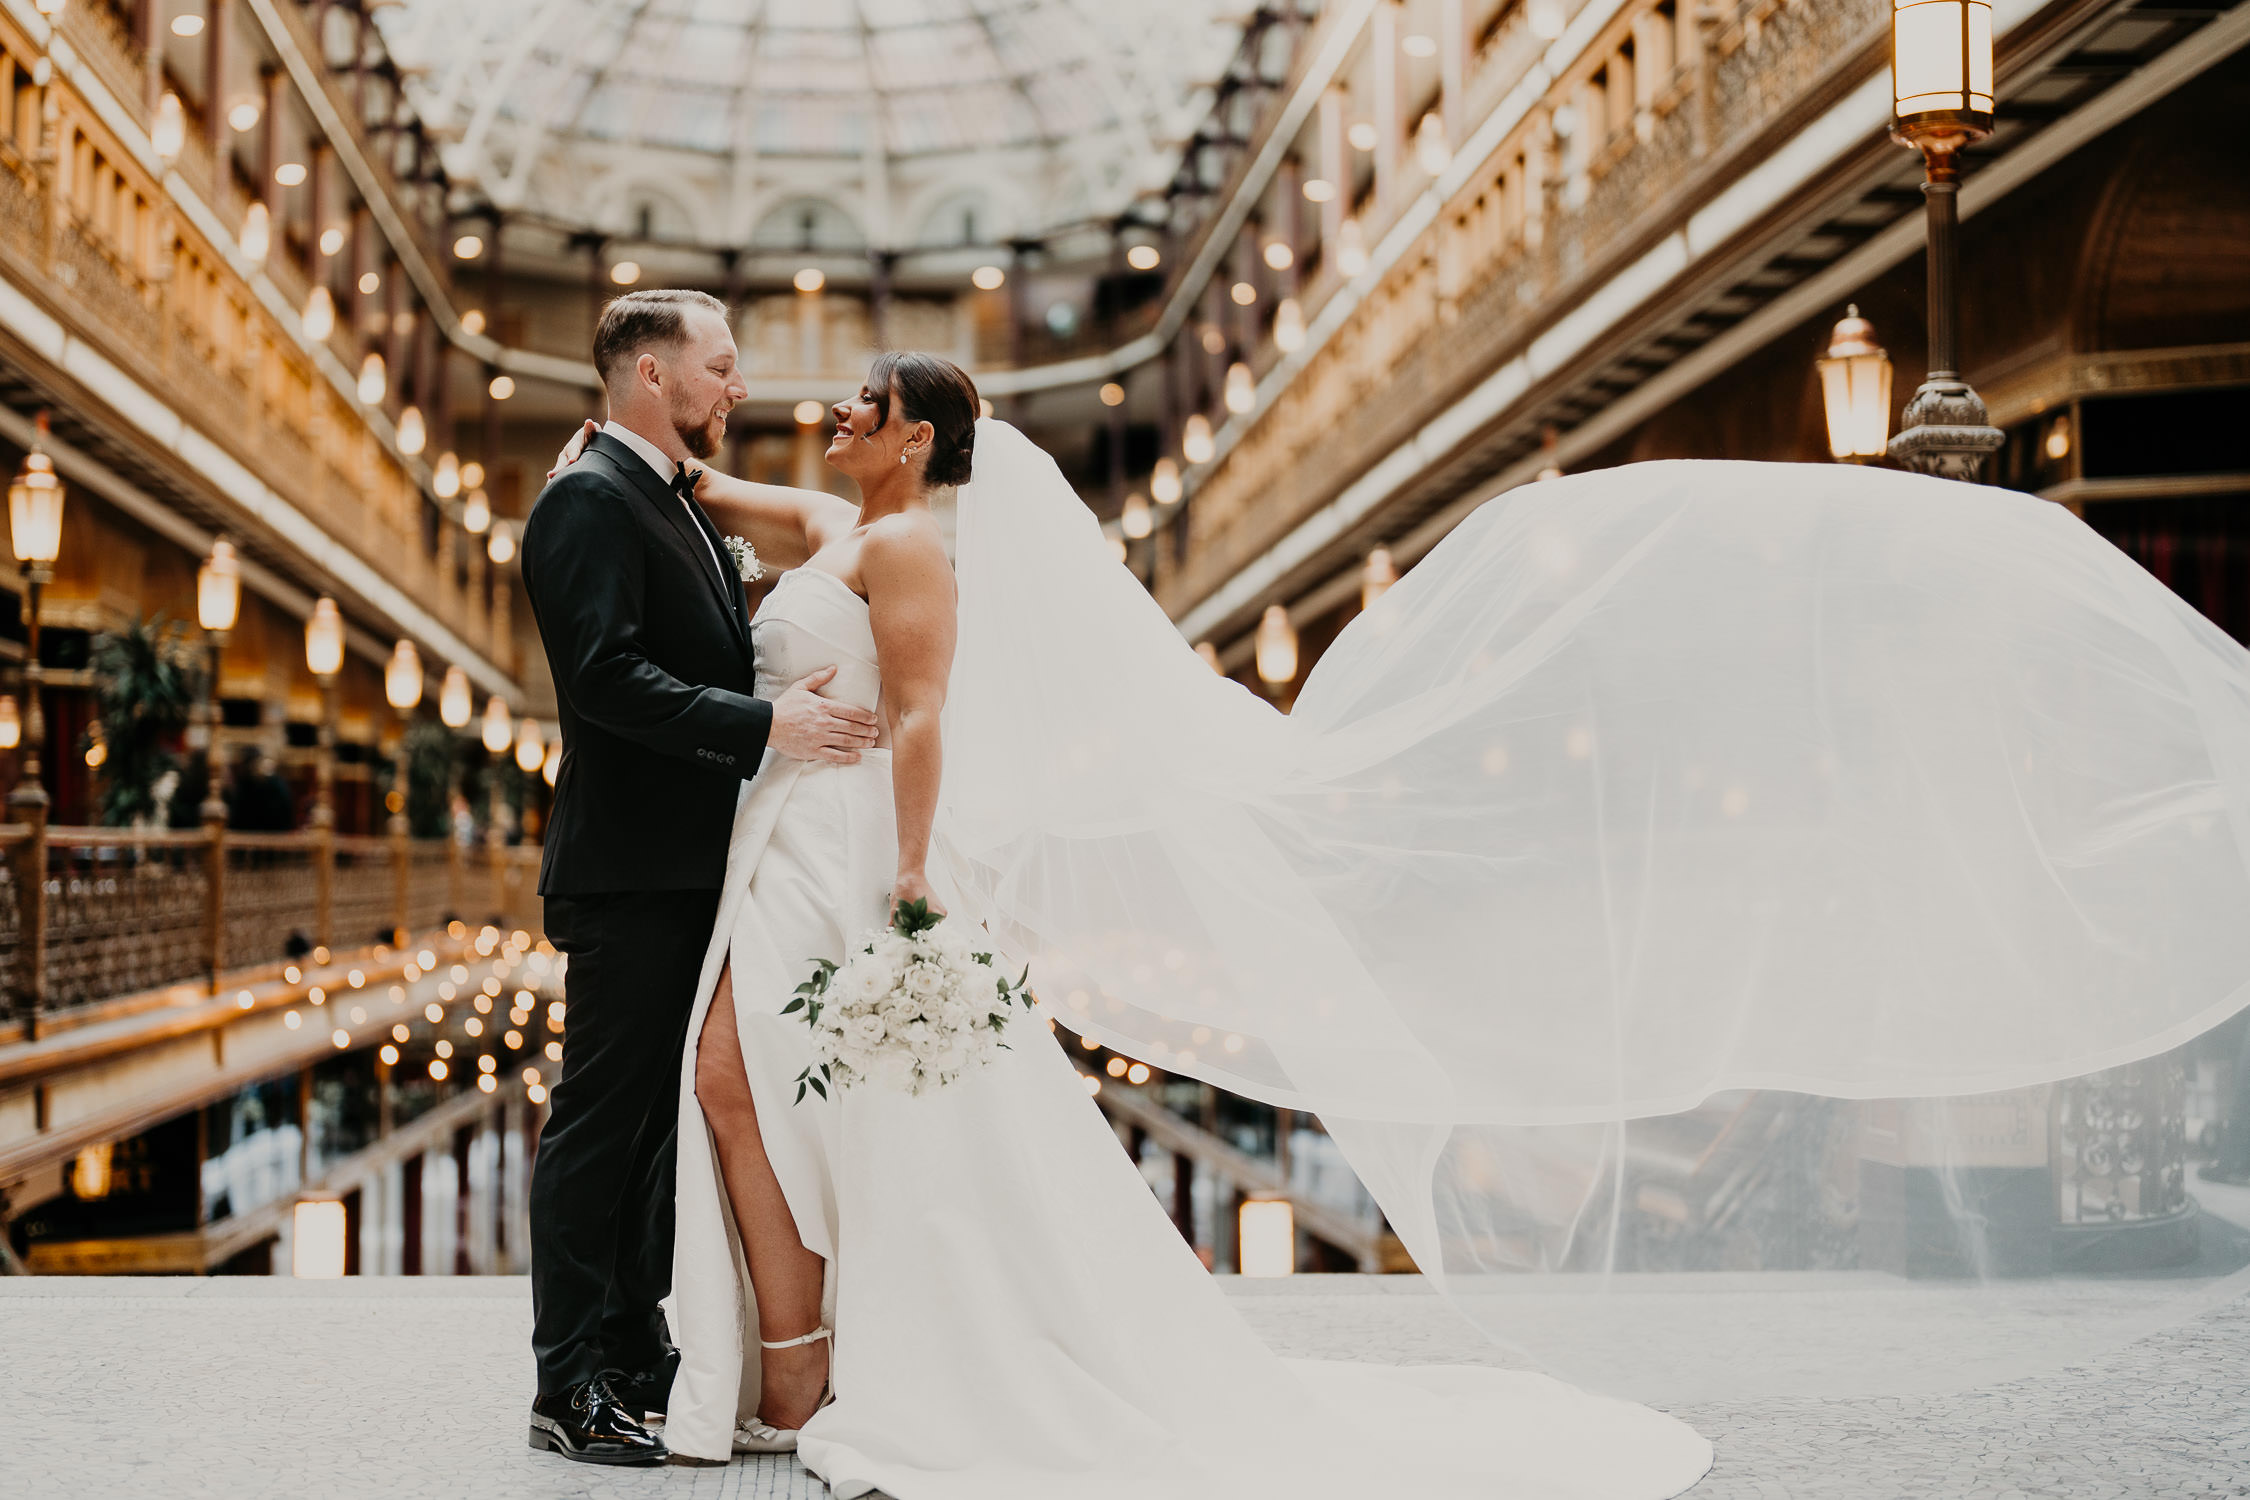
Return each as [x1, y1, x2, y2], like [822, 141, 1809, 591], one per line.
[547, 420, 597, 480]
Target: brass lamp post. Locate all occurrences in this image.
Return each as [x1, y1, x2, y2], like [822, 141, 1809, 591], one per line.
[1818, 307, 1895, 462]
[9, 415, 63, 1030]
[1885, 0, 2004, 478]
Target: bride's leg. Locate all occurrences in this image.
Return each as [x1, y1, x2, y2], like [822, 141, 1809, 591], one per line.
[693, 963, 831, 1429]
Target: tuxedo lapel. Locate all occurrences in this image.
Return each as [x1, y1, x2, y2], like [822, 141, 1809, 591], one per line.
[584, 434, 755, 665]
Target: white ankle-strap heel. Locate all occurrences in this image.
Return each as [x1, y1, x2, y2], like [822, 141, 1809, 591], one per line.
[760, 1326, 832, 1351]
[731, 1327, 835, 1455]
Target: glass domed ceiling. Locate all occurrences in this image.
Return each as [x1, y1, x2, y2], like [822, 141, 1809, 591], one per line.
[379, 0, 1250, 248]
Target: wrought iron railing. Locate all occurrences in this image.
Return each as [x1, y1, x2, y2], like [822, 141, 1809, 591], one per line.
[3, 815, 543, 1038]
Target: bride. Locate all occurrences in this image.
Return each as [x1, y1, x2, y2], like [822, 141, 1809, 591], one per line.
[555, 348, 2250, 1496]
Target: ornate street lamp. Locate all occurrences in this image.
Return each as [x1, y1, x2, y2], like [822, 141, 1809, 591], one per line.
[513, 718, 544, 774]
[1818, 307, 1895, 462]
[1254, 605, 1298, 691]
[301, 285, 335, 341]
[1361, 547, 1399, 610]
[196, 538, 240, 823]
[238, 201, 270, 266]
[1182, 413, 1216, 466]
[1887, 0, 2003, 479]
[1150, 458, 1183, 507]
[304, 597, 344, 834]
[151, 92, 186, 168]
[481, 695, 512, 756]
[438, 665, 471, 729]
[384, 640, 422, 839]
[9, 415, 64, 819]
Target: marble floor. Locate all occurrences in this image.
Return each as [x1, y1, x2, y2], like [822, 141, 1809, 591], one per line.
[3, 1244, 2247, 1500]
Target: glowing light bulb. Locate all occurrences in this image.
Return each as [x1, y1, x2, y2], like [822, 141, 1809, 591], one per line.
[1273, 297, 1306, 353]
[238, 202, 269, 265]
[1120, 492, 1152, 540]
[301, 284, 335, 341]
[1182, 414, 1215, 465]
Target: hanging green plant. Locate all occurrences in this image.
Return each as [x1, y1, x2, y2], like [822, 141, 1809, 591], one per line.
[88, 615, 204, 829]
[401, 717, 458, 840]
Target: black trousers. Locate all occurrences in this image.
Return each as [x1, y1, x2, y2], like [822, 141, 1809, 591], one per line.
[530, 888, 722, 1393]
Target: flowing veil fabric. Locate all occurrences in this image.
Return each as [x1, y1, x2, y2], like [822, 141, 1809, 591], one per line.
[938, 420, 2250, 1386]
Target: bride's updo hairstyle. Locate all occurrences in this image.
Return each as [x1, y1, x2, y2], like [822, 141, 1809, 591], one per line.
[869, 350, 979, 487]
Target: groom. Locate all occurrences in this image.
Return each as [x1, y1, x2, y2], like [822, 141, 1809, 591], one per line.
[518, 288, 879, 1465]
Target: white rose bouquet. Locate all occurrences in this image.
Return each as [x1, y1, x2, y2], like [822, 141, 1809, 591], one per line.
[785, 898, 1034, 1101]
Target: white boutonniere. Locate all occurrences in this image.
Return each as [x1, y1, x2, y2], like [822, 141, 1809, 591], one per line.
[722, 533, 764, 583]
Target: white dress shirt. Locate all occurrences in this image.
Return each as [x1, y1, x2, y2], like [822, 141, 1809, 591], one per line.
[600, 420, 728, 583]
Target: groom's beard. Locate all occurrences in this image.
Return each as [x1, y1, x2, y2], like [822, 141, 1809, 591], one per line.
[673, 407, 723, 460]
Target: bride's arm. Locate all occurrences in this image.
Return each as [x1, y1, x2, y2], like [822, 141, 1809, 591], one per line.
[861, 513, 957, 916]
[545, 419, 855, 569]
[694, 469, 859, 573]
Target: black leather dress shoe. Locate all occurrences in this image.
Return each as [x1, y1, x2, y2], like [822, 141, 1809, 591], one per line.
[613, 1351, 679, 1420]
[528, 1372, 666, 1466]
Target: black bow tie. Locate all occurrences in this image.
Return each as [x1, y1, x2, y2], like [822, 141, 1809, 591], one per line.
[673, 462, 701, 499]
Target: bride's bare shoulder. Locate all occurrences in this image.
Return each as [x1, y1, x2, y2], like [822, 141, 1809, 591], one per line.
[859, 511, 954, 601]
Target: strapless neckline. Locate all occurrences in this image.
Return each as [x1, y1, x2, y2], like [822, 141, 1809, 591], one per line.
[783, 566, 868, 608]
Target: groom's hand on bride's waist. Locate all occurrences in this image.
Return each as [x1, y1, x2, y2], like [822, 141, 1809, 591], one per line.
[769, 666, 880, 764]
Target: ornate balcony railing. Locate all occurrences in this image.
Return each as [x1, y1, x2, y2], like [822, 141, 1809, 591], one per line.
[0, 15, 498, 667]
[2, 816, 542, 1038]
[1158, 0, 1893, 620]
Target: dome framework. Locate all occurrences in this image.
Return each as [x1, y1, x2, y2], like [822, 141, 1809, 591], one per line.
[379, 0, 1252, 252]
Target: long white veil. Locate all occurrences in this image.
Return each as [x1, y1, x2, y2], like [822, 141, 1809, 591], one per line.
[940, 418, 2250, 1392]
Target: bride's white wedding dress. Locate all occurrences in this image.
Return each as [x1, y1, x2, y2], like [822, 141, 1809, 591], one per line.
[657, 420, 2250, 1494]
[663, 561, 1714, 1496]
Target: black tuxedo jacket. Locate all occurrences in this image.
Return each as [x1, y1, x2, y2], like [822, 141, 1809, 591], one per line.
[521, 430, 771, 895]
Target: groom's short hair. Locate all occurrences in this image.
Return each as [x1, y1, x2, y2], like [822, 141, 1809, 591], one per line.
[593, 289, 730, 391]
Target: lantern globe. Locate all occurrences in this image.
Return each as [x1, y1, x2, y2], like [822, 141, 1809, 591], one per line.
[438, 666, 472, 729]
[1891, 0, 1995, 148]
[301, 284, 335, 341]
[9, 449, 64, 565]
[487, 524, 517, 566]
[1361, 547, 1399, 610]
[432, 451, 461, 499]
[1182, 414, 1216, 466]
[357, 352, 387, 406]
[462, 490, 492, 535]
[1150, 458, 1183, 507]
[396, 405, 427, 456]
[1254, 605, 1298, 687]
[304, 597, 345, 679]
[0, 695, 19, 749]
[514, 718, 544, 773]
[1817, 305, 1895, 461]
[481, 695, 513, 754]
[197, 539, 241, 633]
[1273, 297, 1306, 354]
[238, 202, 270, 265]
[1120, 493, 1152, 541]
[385, 639, 423, 711]
[152, 92, 186, 166]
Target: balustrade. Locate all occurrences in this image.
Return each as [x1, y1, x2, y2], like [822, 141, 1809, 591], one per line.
[0, 14, 493, 658]
[1161, 0, 1893, 614]
[2, 816, 541, 1040]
